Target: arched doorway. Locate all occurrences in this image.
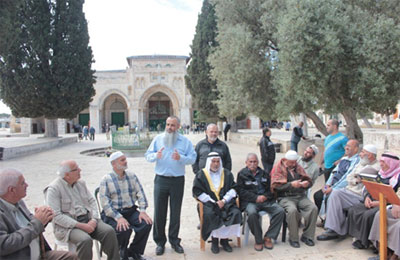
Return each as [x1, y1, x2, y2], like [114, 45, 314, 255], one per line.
[147, 92, 172, 131]
[102, 94, 128, 128]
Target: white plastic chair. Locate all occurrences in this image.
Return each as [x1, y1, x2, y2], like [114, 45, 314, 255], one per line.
[53, 238, 101, 260]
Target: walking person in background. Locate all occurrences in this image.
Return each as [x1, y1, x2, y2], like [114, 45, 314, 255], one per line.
[259, 127, 275, 174]
[290, 122, 306, 152]
[89, 126, 95, 141]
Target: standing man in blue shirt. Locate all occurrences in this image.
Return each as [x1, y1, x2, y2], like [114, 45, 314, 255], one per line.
[145, 116, 197, 256]
[320, 119, 348, 181]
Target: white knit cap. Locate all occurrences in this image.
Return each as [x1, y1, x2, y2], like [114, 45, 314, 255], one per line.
[309, 144, 319, 155]
[109, 151, 124, 163]
[285, 150, 298, 161]
[363, 144, 377, 155]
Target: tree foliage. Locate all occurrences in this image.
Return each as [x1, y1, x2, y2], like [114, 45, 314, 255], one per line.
[0, 0, 95, 136]
[274, 0, 400, 141]
[209, 0, 400, 141]
[185, 0, 219, 119]
[209, 0, 277, 121]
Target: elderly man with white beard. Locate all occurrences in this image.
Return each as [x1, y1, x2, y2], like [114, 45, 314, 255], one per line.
[145, 116, 197, 256]
[193, 152, 241, 254]
[317, 144, 380, 241]
[100, 151, 152, 260]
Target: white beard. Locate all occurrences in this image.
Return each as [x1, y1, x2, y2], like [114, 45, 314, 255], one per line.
[116, 163, 128, 171]
[164, 131, 178, 148]
[360, 156, 370, 166]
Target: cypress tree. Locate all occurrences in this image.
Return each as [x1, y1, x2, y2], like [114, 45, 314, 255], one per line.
[185, 0, 219, 121]
[0, 0, 95, 137]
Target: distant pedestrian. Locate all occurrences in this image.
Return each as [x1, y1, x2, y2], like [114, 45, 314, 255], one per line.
[285, 121, 291, 131]
[89, 126, 95, 141]
[106, 123, 110, 140]
[83, 126, 89, 140]
[290, 122, 306, 152]
[259, 127, 275, 173]
[223, 122, 231, 142]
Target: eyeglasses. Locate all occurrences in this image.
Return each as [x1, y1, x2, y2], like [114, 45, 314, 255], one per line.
[70, 168, 80, 172]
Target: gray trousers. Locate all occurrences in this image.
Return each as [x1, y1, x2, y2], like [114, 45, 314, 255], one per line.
[324, 189, 362, 235]
[69, 220, 119, 260]
[44, 250, 78, 260]
[278, 195, 318, 242]
[245, 201, 285, 244]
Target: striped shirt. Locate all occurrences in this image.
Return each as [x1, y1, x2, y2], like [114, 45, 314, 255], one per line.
[99, 170, 148, 219]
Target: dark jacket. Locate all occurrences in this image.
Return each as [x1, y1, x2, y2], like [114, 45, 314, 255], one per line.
[236, 167, 274, 211]
[192, 137, 232, 174]
[259, 136, 275, 165]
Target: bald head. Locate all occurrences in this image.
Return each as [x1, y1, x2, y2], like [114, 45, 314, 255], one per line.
[344, 139, 359, 157]
[206, 123, 219, 143]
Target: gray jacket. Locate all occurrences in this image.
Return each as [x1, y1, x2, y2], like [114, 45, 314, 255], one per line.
[0, 198, 50, 259]
[44, 178, 99, 242]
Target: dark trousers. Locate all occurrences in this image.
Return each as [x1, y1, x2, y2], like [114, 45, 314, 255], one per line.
[90, 133, 95, 141]
[322, 166, 335, 182]
[313, 189, 329, 213]
[290, 141, 299, 152]
[223, 131, 228, 141]
[101, 207, 152, 259]
[153, 175, 184, 246]
[245, 201, 285, 244]
[262, 162, 274, 174]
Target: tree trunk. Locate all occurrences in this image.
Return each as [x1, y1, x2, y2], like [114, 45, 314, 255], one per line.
[359, 112, 373, 128]
[341, 109, 363, 143]
[44, 118, 58, 137]
[386, 114, 391, 130]
[300, 113, 309, 137]
[304, 111, 328, 136]
[228, 117, 238, 132]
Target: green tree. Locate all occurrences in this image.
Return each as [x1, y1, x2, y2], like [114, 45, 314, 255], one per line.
[209, 0, 277, 124]
[0, 0, 95, 137]
[185, 0, 219, 120]
[274, 0, 400, 141]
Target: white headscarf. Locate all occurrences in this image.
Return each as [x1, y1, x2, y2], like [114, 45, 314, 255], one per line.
[204, 152, 223, 175]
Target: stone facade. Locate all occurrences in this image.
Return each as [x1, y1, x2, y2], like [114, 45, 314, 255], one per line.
[21, 55, 193, 134]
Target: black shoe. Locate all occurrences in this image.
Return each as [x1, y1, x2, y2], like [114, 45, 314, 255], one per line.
[171, 243, 184, 254]
[352, 240, 367, 249]
[131, 252, 146, 260]
[316, 230, 339, 241]
[289, 240, 300, 248]
[220, 239, 233, 252]
[155, 245, 165, 256]
[300, 235, 315, 246]
[211, 237, 219, 254]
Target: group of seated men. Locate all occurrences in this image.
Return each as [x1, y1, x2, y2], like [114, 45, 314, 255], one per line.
[1, 127, 400, 260]
[0, 151, 151, 260]
[193, 139, 400, 260]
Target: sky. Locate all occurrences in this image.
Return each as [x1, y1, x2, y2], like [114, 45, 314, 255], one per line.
[0, 0, 203, 114]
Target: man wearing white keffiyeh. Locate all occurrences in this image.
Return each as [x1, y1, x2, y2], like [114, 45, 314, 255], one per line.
[193, 152, 241, 254]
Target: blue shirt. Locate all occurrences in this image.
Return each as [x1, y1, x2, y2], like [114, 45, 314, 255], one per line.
[145, 133, 197, 176]
[324, 132, 348, 169]
[326, 153, 360, 189]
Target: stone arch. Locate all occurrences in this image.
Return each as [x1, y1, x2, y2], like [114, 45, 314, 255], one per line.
[139, 84, 180, 110]
[138, 84, 181, 130]
[97, 88, 130, 109]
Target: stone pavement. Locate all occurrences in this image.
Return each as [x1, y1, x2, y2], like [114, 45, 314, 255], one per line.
[0, 132, 376, 260]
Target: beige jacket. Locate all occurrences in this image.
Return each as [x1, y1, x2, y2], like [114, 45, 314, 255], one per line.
[346, 160, 380, 196]
[44, 178, 99, 242]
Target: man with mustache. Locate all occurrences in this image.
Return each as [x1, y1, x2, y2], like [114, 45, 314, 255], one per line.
[192, 123, 232, 175]
[271, 150, 318, 248]
[145, 116, 197, 256]
[100, 151, 152, 260]
[317, 144, 380, 241]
